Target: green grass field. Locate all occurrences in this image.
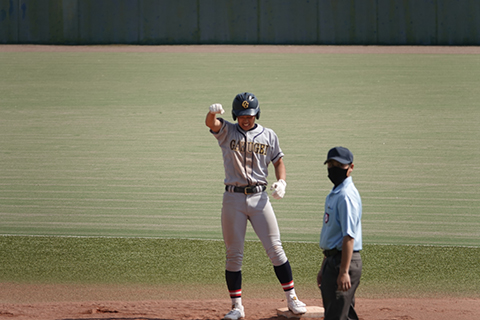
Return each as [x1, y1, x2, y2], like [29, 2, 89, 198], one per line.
[0, 48, 479, 298]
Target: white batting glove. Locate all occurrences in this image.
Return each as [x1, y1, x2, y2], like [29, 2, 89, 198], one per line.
[271, 179, 287, 199]
[209, 103, 225, 115]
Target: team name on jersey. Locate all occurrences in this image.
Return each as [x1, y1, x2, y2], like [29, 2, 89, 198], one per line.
[230, 139, 270, 156]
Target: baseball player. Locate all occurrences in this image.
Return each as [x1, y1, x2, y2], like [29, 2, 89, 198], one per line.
[205, 92, 307, 320]
[317, 146, 362, 320]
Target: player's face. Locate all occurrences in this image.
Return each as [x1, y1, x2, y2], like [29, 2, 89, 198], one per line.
[237, 115, 256, 131]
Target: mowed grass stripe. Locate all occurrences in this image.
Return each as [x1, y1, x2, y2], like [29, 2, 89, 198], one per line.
[0, 190, 223, 197]
[0, 212, 219, 219]
[0, 197, 219, 204]
[0, 221, 220, 229]
[1, 51, 479, 246]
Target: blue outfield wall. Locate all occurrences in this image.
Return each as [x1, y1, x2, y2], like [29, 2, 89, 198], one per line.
[1, 0, 480, 45]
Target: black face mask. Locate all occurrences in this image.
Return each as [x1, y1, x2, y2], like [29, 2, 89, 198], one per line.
[328, 166, 348, 187]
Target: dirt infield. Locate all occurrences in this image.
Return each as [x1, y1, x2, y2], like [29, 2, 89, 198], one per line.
[0, 284, 480, 320]
[1, 298, 480, 320]
[1, 44, 479, 319]
[0, 283, 479, 320]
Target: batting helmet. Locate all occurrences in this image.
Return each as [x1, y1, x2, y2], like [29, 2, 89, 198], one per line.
[232, 92, 260, 121]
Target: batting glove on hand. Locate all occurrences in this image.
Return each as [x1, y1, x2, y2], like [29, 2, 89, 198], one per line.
[271, 179, 287, 199]
[209, 103, 225, 115]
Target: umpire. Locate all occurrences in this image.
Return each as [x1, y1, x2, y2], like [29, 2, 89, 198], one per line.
[317, 146, 363, 320]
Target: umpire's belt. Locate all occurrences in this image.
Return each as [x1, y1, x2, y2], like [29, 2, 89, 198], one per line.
[323, 249, 340, 257]
[226, 185, 266, 195]
[323, 248, 360, 257]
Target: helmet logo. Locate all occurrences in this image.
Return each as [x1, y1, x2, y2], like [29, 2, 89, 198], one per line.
[242, 101, 249, 109]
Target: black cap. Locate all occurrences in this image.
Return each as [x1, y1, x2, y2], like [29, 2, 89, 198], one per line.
[324, 146, 354, 165]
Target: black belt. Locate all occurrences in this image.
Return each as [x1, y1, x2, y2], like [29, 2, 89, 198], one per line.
[323, 249, 340, 257]
[323, 249, 360, 257]
[226, 185, 266, 195]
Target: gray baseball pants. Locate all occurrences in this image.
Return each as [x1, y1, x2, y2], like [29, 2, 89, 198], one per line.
[221, 190, 288, 271]
[319, 252, 362, 320]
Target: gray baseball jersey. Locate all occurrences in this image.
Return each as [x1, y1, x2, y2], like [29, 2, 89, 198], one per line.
[211, 118, 284, 186]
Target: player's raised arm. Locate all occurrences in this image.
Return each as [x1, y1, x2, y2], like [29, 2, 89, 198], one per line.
[205, 103, 224, 133]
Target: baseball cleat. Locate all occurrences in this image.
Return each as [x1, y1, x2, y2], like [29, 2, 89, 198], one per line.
[287, 295, 307, 314]
[223, 304, 245, 320]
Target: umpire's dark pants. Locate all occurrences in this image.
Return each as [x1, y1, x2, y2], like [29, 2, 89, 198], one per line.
[319, 252, 362, 320]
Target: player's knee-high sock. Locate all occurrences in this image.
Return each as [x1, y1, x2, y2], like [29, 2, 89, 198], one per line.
[274, 260, 294, 291]
[274, 261, 299, 298]
[225, 270, 242, 306]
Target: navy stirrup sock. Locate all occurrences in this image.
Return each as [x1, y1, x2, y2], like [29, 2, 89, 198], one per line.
[274, 261, 294, 291]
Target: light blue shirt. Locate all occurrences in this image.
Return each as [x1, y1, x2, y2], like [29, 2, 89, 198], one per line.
[319, 177, 362, 251]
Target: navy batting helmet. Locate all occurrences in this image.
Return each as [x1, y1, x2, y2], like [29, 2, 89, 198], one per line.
[232, 92, 260, 121]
